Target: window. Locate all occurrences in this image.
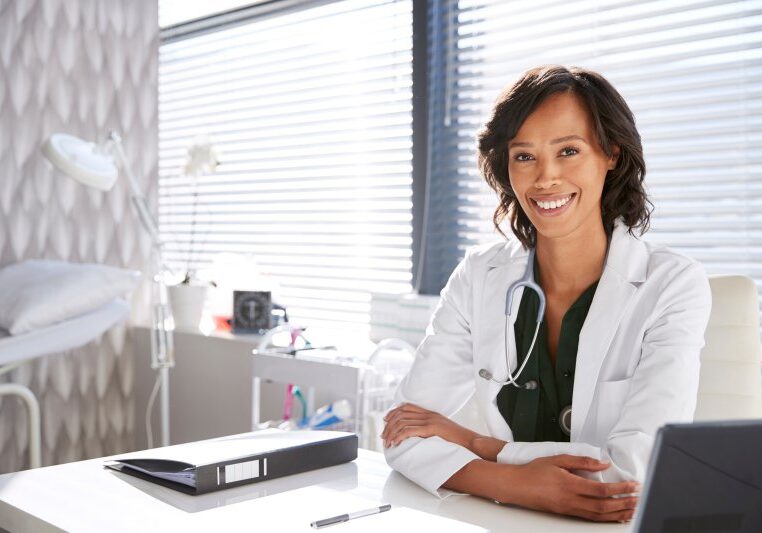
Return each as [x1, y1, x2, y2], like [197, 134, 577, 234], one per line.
[423, 0, 762, 325]
[159, 0, 762, 331]
[158, 0, 414, 335]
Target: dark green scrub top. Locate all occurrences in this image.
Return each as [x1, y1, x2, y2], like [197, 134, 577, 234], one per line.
[496, 257, 599, 442]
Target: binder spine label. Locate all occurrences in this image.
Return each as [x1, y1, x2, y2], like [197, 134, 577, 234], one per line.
[224, 459, 260, 484]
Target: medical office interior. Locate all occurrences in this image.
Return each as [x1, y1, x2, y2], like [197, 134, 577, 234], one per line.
[0, 0, 760, 525]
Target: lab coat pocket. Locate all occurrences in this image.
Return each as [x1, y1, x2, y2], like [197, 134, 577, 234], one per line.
[594, 377, 633, 435]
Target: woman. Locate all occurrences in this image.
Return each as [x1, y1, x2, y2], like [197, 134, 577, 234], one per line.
[381, 65, 711, 523]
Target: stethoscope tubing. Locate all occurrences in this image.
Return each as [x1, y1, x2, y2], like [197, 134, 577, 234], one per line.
[502, 313, 541, 389]
[480, 246, 576, 436]
[481, 247, 545, 389]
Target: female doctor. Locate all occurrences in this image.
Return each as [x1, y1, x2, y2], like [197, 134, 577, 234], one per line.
[381, 65, 711, 523]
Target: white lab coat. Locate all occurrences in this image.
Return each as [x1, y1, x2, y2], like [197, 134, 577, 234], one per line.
[384, 220, 712, 497]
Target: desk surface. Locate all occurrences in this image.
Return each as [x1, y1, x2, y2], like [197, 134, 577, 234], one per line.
[0, 448, 631, 533]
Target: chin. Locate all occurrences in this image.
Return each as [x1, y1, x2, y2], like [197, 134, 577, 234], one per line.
[534, 213, 603, 244]
[534, 224, 577, 242]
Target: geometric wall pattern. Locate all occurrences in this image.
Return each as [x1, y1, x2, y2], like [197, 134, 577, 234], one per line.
[0, 0, 157, 472]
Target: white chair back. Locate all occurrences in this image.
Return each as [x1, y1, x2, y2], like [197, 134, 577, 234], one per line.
[695, 275, 762, 420]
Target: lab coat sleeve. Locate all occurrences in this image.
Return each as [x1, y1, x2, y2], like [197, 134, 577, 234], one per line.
[383, 250, 481, 497]
[496, 261, 712, 484]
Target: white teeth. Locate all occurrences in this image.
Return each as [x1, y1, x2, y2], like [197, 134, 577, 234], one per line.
[534, 195, 572, 210]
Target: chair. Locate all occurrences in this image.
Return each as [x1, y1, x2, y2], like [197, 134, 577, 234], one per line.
[694, 275, 762, 420]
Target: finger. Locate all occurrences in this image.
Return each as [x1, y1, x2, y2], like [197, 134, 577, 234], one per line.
[573, 478, 640, 498]
[384, 420, 428, 446]
[382, 415, 416, 444]
[553, 454, 610, 472]
[396, 403, 432, 414]
[386, 410, 429, 425]
[571, 507, 636, 523]
[383, 405, 404, 421]
[386, 425, 430, 447]
[384, 417, 426, 437]
[381, 409, 408, 439]
[383, 405, 424, 425]
[382, 410, 429, 435]
[574, 495, 638, 515]
[381, 412, 428, 440]
[383, 403, 427, 419]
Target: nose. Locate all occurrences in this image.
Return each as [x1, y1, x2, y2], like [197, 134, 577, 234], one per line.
[534, 158, 561, 190]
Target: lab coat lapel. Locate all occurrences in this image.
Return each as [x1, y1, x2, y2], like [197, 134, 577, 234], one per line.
[482, 252, 528, 440]
[571, 270, 634, 440]
[571, 221, 647, 441]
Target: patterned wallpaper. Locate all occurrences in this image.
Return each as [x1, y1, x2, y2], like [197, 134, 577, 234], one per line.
[0, 0, 157, 472]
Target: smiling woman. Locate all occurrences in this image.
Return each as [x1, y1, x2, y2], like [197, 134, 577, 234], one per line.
[382, 65, 712, 523]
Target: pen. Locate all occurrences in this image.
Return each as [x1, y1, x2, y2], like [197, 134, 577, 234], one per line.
[310, 504, 391, 529]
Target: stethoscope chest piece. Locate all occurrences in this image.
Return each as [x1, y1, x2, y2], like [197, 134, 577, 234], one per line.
[560, 405, 572, 436]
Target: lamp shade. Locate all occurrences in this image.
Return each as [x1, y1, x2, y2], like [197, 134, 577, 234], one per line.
[41, 133, 118, 191]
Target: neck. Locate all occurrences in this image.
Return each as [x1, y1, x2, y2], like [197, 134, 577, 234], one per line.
[535, 220, 608, 294]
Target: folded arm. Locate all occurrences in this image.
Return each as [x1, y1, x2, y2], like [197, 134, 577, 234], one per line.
[382, 250, 483, 496]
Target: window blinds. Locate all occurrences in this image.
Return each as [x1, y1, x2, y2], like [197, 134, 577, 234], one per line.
[424, 0, 762, 325]
[158, 0, 413, 333]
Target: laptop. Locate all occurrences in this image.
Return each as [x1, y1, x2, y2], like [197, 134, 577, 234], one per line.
[633, 420, 762, 532]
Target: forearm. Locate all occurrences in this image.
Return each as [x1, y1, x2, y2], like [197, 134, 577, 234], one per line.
[468, 435, 508, 462]
[442, 458, 515, 502]
[433, 426, 506, 462]
[444, 454, 640, 523]
[494, 439, 642, 483]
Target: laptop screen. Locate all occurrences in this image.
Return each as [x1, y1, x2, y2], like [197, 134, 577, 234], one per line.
[632, 420, 762, 533]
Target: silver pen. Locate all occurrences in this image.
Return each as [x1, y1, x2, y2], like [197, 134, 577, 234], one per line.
[311, 504, 391, 529]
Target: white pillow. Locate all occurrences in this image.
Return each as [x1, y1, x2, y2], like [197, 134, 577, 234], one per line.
[0, 260, 141, 335]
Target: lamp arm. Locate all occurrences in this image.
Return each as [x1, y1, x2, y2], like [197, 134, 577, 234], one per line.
[107, 132, 163, 248]
[130, 195, 162, 247]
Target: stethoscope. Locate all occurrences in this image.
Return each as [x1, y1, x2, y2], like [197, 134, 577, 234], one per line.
[478, 247, 573, 436]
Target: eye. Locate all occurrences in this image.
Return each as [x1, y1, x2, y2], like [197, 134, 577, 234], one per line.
[513, 152, 534, 162]
[560, 146, 579, 157]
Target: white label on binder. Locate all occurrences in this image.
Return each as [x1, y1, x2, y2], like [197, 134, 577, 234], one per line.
[225, 459, 260, 483]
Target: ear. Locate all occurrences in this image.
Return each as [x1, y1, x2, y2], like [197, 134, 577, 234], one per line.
[608, 145, 621, 170]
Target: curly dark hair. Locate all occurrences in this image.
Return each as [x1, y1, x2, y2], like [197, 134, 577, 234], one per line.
[477, 65, 652, 249]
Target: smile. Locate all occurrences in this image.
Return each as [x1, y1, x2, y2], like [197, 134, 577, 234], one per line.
[530, 193, 576, 216]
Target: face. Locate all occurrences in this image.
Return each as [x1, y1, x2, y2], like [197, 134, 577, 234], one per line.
[507, 91, 619, 243]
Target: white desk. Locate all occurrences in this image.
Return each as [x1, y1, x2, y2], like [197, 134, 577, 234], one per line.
[0, 446, 631, 532]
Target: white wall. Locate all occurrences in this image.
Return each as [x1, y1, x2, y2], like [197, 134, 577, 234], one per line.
[0, 0, 158, 471]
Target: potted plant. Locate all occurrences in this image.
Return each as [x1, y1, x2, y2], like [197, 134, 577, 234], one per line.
[167, 136, 220, 330]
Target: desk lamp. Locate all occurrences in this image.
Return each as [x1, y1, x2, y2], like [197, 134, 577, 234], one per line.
[42, 131, 175, 447]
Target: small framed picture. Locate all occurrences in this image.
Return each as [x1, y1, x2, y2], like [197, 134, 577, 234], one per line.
[232, 290, 272, 333]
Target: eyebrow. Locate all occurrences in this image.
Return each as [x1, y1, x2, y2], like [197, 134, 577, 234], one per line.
[508, 135, 589, 148]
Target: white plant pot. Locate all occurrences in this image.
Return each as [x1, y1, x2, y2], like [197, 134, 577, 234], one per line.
[168, 284, 208, 331]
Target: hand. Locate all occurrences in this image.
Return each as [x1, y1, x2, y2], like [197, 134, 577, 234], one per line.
[502, 455, 640, 522]
[381, 403, 477, 450]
